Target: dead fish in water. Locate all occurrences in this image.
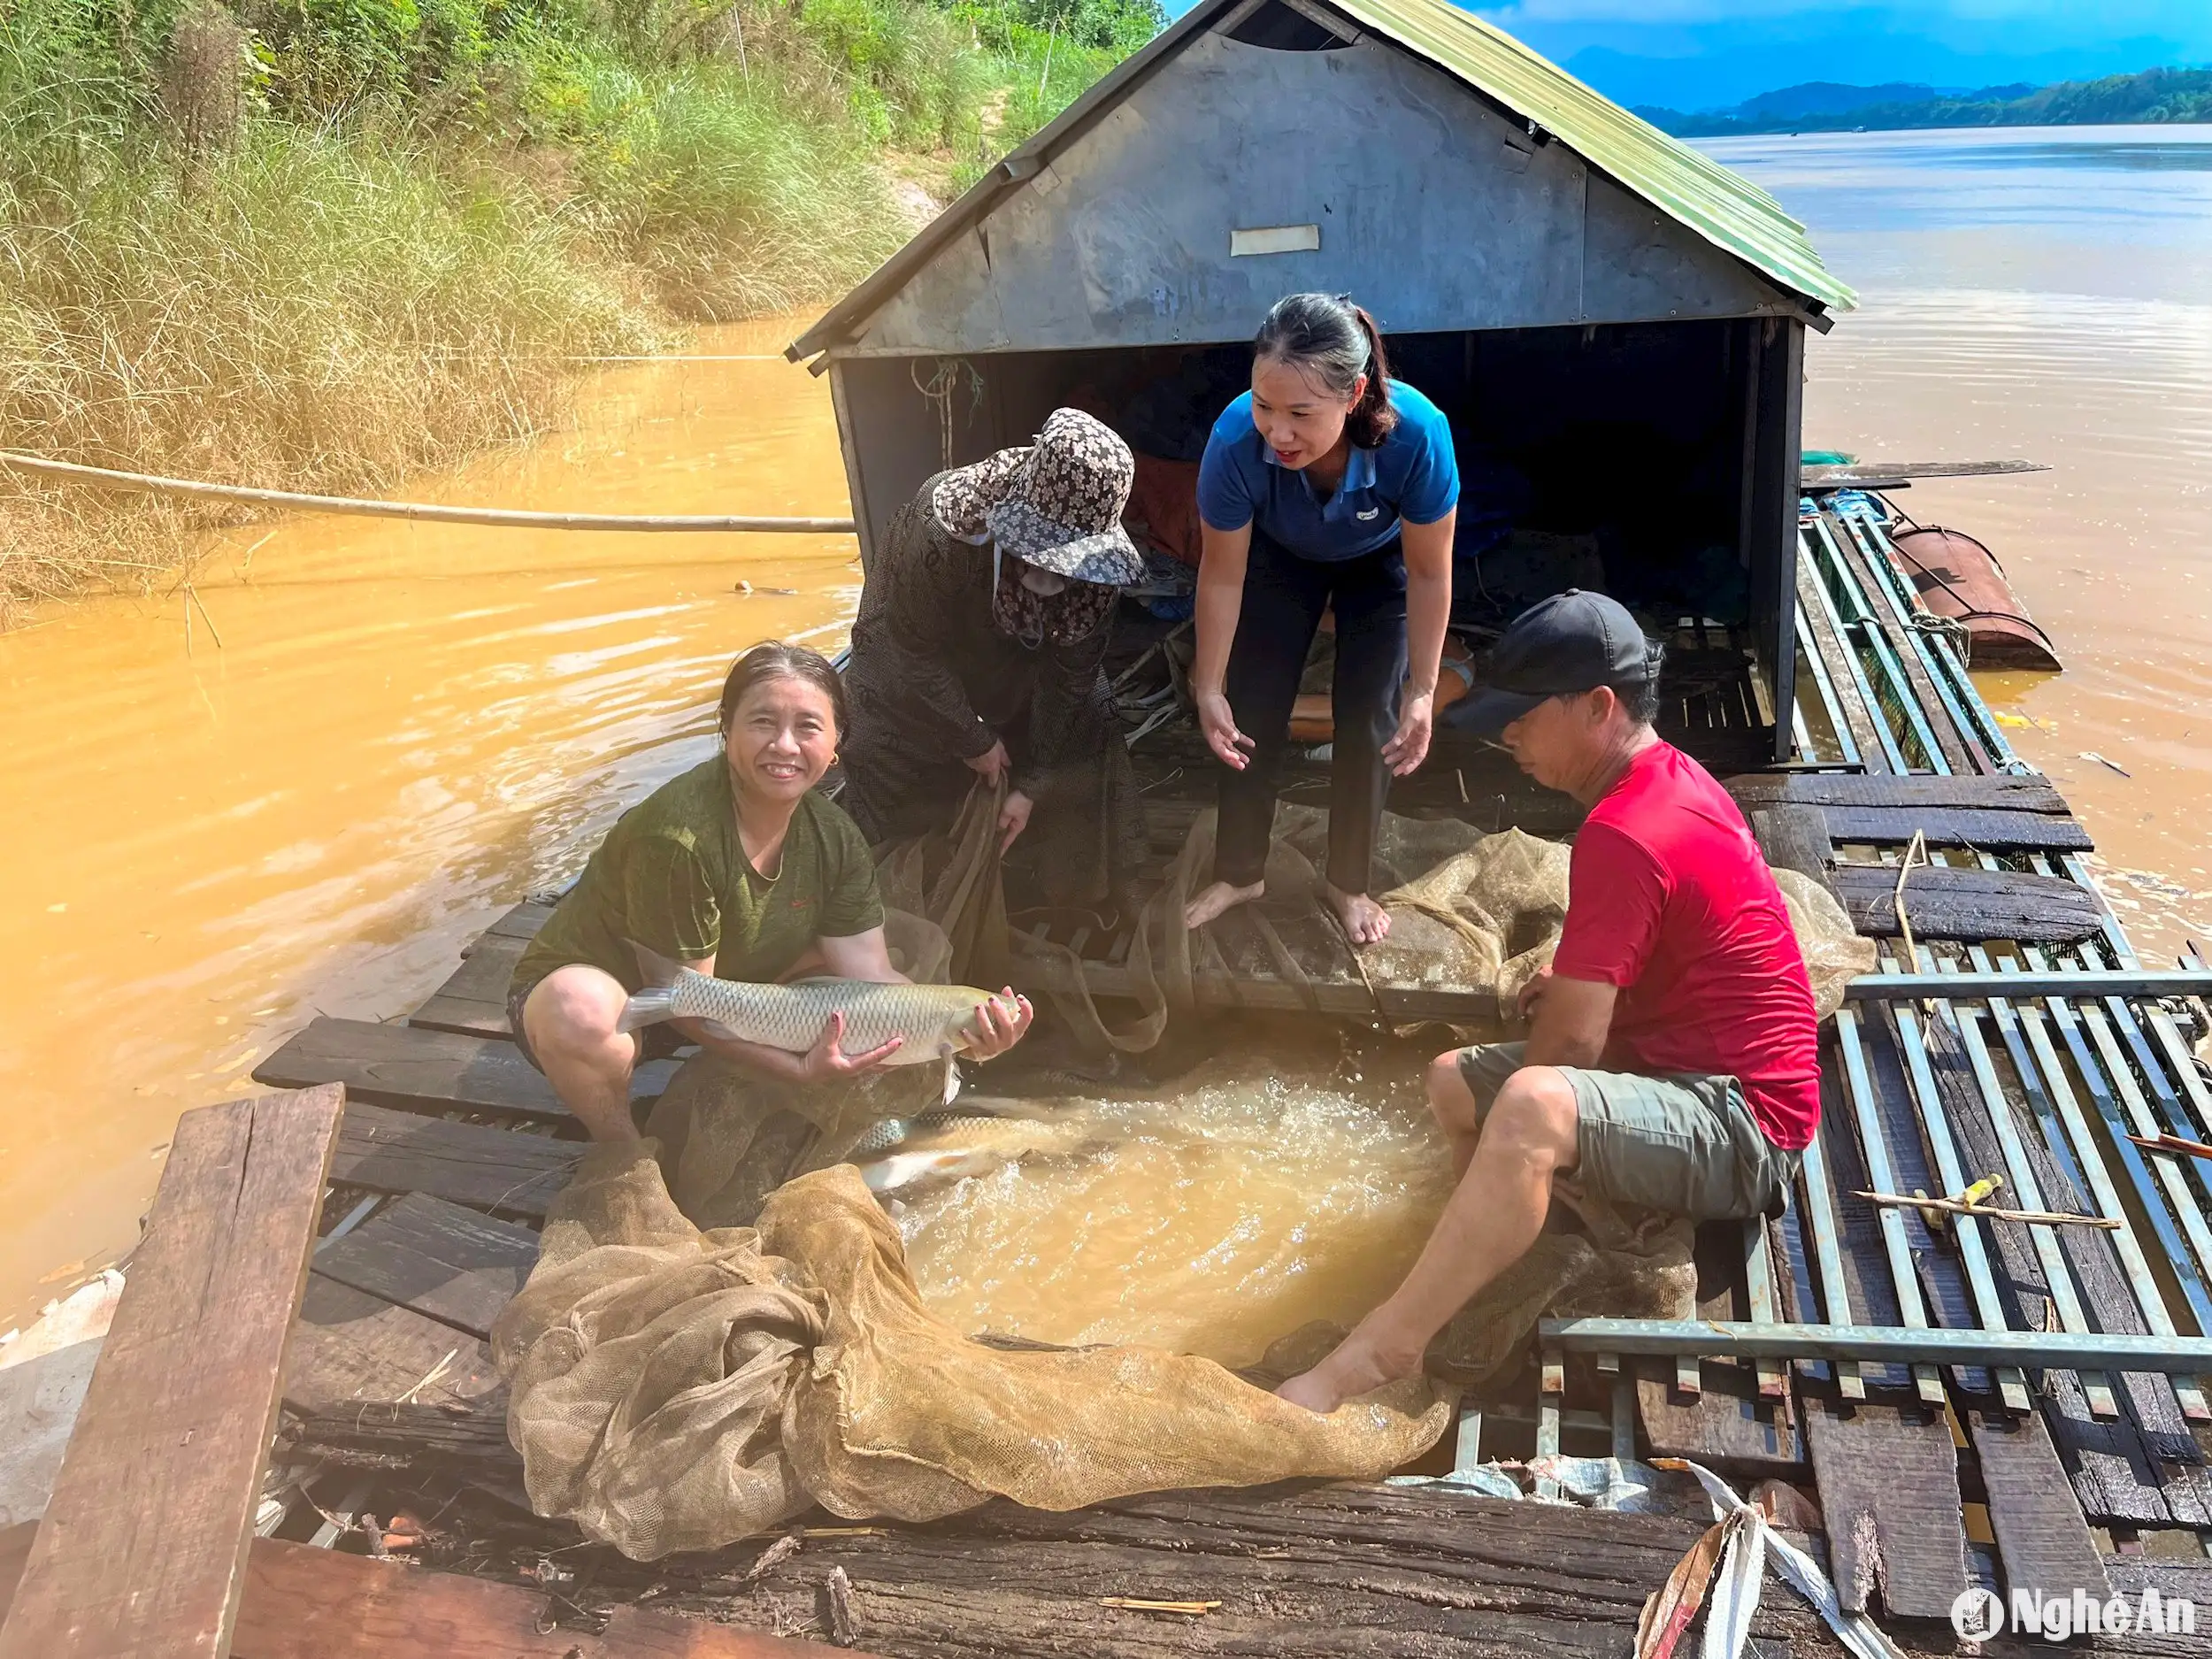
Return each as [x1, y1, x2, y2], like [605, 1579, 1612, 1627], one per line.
[618, 971, 1008, 1102]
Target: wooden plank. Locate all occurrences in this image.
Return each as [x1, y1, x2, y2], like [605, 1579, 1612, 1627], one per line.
[1827, 864, 2107, 943]
[482, 901, 554, 941]
[0, 1084, 343, 1659]
[311, 1194, 539, 1340]
[255, 1016, 677, 1124]
[410, 1480, 1893, 1658]
[1727, 771, 2071, 814]
[1802, 459, 2047, 488]
[0, 1524, 842, 1659]
[1964, 1408, 2112, 1601]
[234, 1539, 845, 1657]
[329, 1101, 580, 1218]
[409, 931, 523, 1037]
[1818, 804, 2092, 851]
[1801, 1394, 1969, 1619]
[1750, 803, 1838, 896]
[284, 1275, 503, 1416]
[1633, 1360, 1801, 1469]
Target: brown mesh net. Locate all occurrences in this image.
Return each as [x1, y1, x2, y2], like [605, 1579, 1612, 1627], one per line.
[493, 1148, 1455, 1561]
[497, 792, 1871, 1560]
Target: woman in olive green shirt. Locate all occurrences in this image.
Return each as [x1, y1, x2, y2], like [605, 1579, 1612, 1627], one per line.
[511, 642, 1033, 1141]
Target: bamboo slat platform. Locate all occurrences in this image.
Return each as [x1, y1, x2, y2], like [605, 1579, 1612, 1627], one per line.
[216, 493, 2212, 1650]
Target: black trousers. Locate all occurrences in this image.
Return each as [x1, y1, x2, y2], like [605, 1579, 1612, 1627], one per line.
[1214, 528, 1408, 894]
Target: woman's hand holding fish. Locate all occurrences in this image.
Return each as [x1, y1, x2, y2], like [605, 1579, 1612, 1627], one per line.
[965, 988, 1033, 1060]
[797, 1010, 904, 1081]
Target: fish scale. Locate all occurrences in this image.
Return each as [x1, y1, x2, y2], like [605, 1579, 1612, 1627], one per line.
[618, 969, 998, 1065]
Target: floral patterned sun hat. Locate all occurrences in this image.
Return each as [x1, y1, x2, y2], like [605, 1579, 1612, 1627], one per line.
[930, 408, 1145, 587]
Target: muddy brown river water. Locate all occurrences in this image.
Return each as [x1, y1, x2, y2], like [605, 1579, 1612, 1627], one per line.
[3, 125, 2208, 1340]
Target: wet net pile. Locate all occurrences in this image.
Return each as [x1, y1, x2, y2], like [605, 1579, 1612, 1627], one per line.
[492, 1148, 1453, 1560]
[494, 788, 1872, 1560]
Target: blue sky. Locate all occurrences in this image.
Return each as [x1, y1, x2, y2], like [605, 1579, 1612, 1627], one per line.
[1172, 1, 2212, 112]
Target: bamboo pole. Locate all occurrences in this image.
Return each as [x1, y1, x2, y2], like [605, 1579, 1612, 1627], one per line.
[0, 451, 856, 534]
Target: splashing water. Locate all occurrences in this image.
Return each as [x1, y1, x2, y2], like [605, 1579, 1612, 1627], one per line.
[894, 1036, 1455, 1368]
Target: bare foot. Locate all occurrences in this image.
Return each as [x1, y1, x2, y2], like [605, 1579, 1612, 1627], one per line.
[1275, 1329, 1417, 1415]
[1184, 878, 1263, 931]
[1324, 882, 1392, 946]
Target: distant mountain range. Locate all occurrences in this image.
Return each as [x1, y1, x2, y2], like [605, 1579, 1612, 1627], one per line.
[1638, 65, 2212, 138]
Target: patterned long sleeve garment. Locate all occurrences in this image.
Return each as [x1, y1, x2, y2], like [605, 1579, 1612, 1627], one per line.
[838, 474, 1145, 911]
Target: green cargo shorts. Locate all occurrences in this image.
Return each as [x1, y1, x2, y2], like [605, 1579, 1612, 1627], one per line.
[1454, 1042, 1802, 1221]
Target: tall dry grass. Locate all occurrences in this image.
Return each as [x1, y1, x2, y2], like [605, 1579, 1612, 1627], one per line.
[0, 0, 1160, 617]
[0, 127, 659, 611]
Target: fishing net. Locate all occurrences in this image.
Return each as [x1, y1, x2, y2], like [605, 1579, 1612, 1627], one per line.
[493, 1147, 1454, 1561]
[1009, 799, 1870, 1053]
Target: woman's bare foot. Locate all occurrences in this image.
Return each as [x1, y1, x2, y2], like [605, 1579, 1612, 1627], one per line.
[1183, 878, 1263, 931]
[1324, 882, 1392, 946]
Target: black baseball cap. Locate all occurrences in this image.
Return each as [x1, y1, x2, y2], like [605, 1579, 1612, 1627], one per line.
[1449, 589, 1655, 739]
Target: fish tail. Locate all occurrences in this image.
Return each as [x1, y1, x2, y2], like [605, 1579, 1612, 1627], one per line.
[616, 986, 678, 1033]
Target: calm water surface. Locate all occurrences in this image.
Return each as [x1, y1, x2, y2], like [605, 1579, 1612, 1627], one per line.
[1707, 127, 2212, 960]
[4, 128, 2209, 1333]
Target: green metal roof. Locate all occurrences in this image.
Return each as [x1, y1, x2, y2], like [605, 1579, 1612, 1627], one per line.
[1326, 0, 1855, 312]
[789, 0, 1852, 357]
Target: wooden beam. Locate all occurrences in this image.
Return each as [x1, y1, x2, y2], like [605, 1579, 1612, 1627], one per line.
[0, 1085, 343, 1659]
[1826, 864, 2107, 943]
[235, 1539, 844, 1658]
[285, 1277, 503, 1417]
[1801, 459, 2047, 489]
[311, 1193, 539, 1340]
[255, 1017, 678, 1124]
[1801, 1395, 1968, 1619]
[328, 1101, 580, 1218]
[0, 1524, 841, 1657]
[1818, 805, 2091, 852]
[410, 933, 525, 1038]
[1725, 771, 2070, 815]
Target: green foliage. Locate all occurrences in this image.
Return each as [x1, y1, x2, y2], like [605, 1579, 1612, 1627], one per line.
[0, 0, 1158, 602]
[1647, 65, 2212, 139]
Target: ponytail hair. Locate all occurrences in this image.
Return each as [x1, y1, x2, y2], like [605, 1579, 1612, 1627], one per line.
[1253, 292, 1398, 449]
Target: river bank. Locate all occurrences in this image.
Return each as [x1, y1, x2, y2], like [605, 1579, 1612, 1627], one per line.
[0, 0, 1157, 618]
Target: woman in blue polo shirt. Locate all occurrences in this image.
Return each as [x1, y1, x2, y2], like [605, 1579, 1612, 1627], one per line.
[1185, 293, 1459, 946]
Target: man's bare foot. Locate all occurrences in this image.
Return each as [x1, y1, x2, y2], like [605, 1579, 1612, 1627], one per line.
[1275, 1329, 1417, 1415]
[1324, 882, 1392, 946]
[1184, 878, 1263, 931]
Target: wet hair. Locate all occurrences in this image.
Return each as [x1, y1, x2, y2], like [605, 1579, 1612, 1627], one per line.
[1253, 292, 1398, 449]
[1605, 638, 1665, 727]
[717, 641, 848, 738]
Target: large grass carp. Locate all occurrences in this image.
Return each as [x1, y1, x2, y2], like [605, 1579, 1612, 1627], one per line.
[617, 970, 1003, 1073]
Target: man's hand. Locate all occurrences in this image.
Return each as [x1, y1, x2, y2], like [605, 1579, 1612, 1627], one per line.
[964, 738, 1010, 786]
[795, 1010, 903, 1081]
[964, 988, 1033, 1060]
[998, 789, 1034, 852]
[1383, 689, 1434, 777]
[1197, 689, 1255, 772]
[1516, 965, 1555, 1021]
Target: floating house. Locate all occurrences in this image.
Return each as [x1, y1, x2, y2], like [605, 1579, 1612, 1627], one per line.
[790, 0, 1856, 760]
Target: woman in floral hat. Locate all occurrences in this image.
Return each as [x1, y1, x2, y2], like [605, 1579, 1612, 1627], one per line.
[839, 408, 1148, 914]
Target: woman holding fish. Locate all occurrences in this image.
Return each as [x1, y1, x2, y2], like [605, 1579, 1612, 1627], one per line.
[507, 642, 1033, 1144]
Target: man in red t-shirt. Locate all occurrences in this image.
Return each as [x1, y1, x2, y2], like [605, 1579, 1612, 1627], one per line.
[1279, 590, 1817, 1415]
